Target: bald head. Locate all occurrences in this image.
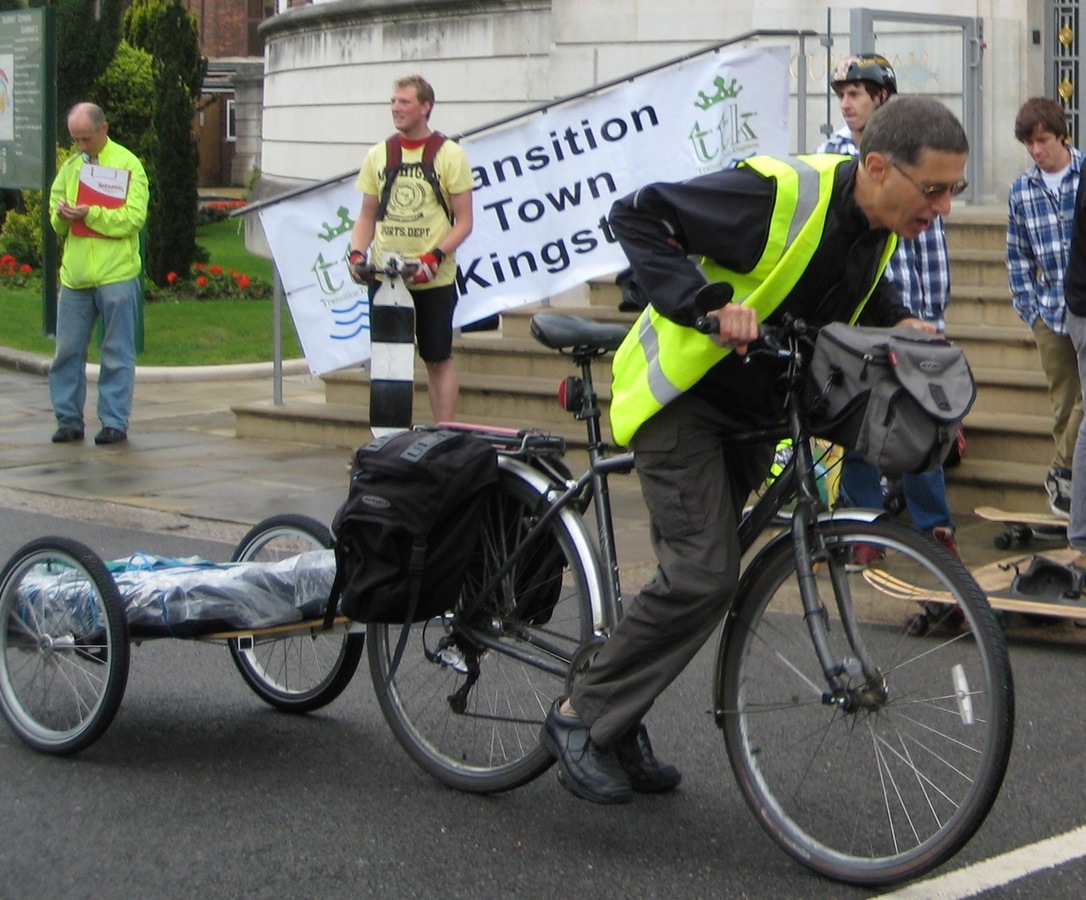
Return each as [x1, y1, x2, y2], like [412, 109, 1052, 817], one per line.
[67, 102, 109, 158]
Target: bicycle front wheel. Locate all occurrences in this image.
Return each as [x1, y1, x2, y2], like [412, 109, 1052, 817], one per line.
[0, 536, 130, 754]
[718, 517, 1014, 887]
[228, 514, 364, 713]
[368, 466, 598, 793]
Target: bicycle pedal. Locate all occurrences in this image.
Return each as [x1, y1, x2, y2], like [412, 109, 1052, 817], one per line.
[434, 646, 469, 674]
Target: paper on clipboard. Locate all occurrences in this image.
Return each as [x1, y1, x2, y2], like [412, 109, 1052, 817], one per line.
[71, 164, 130, 238]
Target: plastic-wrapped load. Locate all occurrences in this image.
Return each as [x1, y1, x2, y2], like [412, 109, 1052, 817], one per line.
[19, 550, 337, 638]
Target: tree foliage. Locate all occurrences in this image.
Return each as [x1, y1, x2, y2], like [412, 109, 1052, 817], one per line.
[93, 40, 155, 163]
[124, 0, 207, 285]
[55, 0, 127, 126]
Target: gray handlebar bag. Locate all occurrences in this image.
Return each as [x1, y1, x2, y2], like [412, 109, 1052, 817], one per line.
[804, 323, 976, 476]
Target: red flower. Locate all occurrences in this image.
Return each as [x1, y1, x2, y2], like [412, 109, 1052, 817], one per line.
[196, 275, 208, 287]
[19, 264, 32, 274]
[0, 254, 15, 266]
[195, 262, 207, 272]
[235, 274, 251, 289]
[210, 265, 223, 275]
[166, 272, 179, 284]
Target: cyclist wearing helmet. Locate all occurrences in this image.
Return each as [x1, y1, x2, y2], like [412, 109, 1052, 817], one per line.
[819, 56, 960, 622]
[823, 54, 898, 149]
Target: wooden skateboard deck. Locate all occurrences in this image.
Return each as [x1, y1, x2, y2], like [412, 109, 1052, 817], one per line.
[368, 258, 415, 439]
[863, 547, 1086, 622]
[974, 505, 1067, 550]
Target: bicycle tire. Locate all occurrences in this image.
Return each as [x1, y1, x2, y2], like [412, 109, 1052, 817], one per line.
[368, 465, 599, 793]
[0, 536, 130, 755]
[717, 517, 1014, 887]
[228, 514, 364, 713]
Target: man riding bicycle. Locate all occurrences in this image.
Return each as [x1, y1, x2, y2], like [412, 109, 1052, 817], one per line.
[541, 96, 970, 804]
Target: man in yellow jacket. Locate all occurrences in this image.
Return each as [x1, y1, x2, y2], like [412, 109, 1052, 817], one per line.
[541, 96, 970, 804]
[48, 102, 149, 445]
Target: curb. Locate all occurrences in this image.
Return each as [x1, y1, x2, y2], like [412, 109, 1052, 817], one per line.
[0, 346, 311, 383]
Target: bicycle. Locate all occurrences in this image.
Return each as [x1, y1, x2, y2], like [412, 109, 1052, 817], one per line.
[365, 310, 1014, 887]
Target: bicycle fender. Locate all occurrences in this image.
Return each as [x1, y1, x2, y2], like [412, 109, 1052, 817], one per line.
[711, 506, 888, 719]
[497, 455, 608, 634]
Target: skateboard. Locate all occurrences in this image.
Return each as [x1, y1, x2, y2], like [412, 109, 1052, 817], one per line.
[863, 547, 1086, 623]
[368, 254, 415, 439]
[974, 505, 1068, 550]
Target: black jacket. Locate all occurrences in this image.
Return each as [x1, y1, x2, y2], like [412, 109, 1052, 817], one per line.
[1067, 174, 1086, 316]
[609, 157, 911, 425]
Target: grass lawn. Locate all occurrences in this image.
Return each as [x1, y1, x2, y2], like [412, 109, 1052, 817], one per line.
[2, 217, 303, 366]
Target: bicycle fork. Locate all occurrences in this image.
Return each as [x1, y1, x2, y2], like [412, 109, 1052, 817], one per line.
[788, 445, 887, 713]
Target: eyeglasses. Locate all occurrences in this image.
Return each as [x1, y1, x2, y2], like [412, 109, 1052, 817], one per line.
[889, 160, 968, 198]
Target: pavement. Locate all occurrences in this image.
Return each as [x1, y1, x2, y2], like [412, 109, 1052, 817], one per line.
[0, 345, 1060, 588]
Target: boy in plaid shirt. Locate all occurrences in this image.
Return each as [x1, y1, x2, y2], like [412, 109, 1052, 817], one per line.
[1006, 97, 1084, 517]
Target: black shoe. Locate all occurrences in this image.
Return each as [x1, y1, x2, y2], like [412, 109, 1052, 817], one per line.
[540, 702, 632, 805]
[613, 724, 682, 793]
[51, 427, 85, 443]
[94, 428, 127, 445]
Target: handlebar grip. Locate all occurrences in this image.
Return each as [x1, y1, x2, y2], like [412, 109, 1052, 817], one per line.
[694, 315, 719, 335]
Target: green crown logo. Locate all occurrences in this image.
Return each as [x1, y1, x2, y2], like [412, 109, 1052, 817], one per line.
[319, 206, 354, 242]
[695, 76, 742, 110]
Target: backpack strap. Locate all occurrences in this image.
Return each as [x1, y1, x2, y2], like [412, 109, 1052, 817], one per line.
[323, 534, 425, 690]
[381, 539, 427, 694]
[322, 542, 346, 631]
[375, 132, 453, 224]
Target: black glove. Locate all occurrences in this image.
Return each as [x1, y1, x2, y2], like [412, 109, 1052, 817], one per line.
[348, 249, 377, 285]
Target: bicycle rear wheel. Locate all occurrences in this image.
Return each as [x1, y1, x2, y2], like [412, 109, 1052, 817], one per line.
[718, 517, 1013, 887]
[0, 536, 130, 754]
[228, 514, 364, 712]
[368, 466, 598, 793]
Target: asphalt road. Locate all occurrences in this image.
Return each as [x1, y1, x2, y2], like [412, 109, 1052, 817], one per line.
[3, 508, 1086, 898]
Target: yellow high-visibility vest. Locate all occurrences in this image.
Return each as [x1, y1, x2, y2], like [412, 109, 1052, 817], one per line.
[609, 154, 897, 447]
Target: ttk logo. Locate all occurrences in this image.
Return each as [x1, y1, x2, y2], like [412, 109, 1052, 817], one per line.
[688, 76, 758, 173]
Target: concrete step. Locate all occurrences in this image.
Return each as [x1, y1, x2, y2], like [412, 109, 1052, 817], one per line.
[969, 367, 1049, 417]
[453, 335, 617, 383]
[233, 395, 605, 451]
[945, 457, 1054, 514]
[949, 249, 1009, 290]
[948, 323, 1037, 370]
[945, 287, 1024, 330]
[319, 367, 616, 442]
[501, 303, 637, 340]
[959, 410, 1054, 467]
[943, 207, 1007, 253]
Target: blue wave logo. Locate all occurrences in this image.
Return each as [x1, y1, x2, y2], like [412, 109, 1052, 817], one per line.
[329, 297, 370, 341]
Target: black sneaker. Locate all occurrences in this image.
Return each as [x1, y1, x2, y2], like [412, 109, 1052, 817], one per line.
[613, 724, 682, 793]
[540, 702, 632, 804]
[1045, 467, 1072, 519]
[94, 427, 128, 445]
[51, 427, 85, 443]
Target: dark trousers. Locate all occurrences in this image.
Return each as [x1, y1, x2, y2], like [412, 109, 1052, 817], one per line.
[571, 392, 772, 747]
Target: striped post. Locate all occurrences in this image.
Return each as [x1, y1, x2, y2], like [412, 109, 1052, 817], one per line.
[368, 258, 415, 438]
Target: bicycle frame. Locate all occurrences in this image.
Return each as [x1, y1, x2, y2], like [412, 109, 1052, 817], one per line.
[518, 314, 890, 703]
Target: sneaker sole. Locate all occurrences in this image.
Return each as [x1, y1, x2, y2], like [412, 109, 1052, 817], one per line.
[540, 726, 633, 805]
[556, 768, 633, 805]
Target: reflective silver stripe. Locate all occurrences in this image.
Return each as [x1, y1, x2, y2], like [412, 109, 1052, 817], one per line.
[786, 157, 822, 248]
[637, 311, 681, 408]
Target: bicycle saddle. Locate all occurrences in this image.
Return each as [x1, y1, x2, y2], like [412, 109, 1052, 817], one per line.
[529, 313, 629, 353]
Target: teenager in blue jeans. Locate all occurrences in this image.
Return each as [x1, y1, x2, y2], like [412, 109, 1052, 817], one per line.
[819, 56, 959, 635]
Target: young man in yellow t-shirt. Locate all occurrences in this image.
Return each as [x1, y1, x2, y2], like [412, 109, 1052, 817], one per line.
[349, 74, 474, 422]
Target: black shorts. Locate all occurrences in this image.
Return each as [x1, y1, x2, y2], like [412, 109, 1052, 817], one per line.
[369, 281, 457, 363]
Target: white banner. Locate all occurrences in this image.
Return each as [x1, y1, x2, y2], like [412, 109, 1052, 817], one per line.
[260, 45, 790, 375]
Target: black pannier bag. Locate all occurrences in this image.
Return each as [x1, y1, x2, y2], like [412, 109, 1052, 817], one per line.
[803, 323, 976, 476]
[325, 428, 499, 628]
